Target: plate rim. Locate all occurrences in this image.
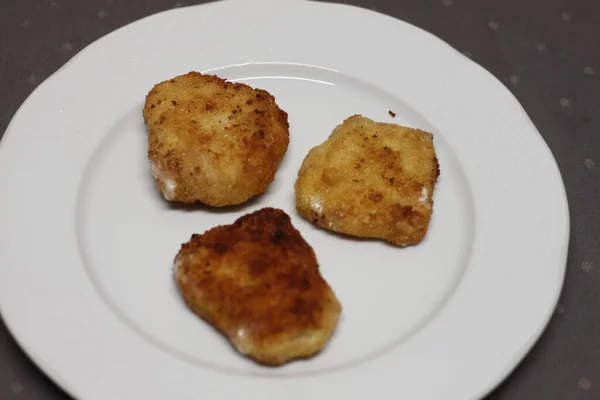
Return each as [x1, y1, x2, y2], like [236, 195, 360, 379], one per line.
[0, 1, 570, 399]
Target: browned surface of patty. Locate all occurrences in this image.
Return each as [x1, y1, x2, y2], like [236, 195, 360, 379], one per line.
[295, 115, 440, 246]
[174, 208, 341, 365]
[143, 72, 289, 206]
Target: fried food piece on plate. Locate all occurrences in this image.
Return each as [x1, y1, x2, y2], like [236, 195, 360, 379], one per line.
[295, 115, 439, 246]
[143, 72, 289, 206]
[174, 208, 341, 365]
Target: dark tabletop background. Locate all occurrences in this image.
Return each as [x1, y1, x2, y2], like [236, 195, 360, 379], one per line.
[1, 0, 598, 399]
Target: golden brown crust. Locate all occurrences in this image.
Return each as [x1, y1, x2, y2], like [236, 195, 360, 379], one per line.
[174, 208, 341, 365]
[143, 72, 289, 206]
[295, 115, 439, 246]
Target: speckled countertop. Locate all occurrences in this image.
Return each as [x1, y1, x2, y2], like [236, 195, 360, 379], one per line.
[1, 0, 598, 399]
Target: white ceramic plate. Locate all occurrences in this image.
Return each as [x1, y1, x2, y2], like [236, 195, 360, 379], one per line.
[0, 1, 569, 399]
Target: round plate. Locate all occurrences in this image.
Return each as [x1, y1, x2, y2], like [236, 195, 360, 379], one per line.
[0, 1, 569, 399]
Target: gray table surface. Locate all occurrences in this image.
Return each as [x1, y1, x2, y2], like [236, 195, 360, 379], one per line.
[1, 0, 599, 399]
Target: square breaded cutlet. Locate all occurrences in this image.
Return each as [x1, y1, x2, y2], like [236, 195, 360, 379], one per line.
[295, 115, 440, 246]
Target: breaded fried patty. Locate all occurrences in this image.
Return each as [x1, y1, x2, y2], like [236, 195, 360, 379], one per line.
[174, 208, 341, 365]
[295, 115, 439, 246]
[143, 72, 289, 206]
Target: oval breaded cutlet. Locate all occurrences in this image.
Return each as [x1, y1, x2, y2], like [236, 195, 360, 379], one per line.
[174, 208, 341, 366]
[295, 115, 440, 246]
[143, 72, 289, 206]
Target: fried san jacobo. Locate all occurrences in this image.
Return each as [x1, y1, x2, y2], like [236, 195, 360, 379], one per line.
[295, 115, 439, 246]
[143, 72, 289, 206]
[174, 208, 341, 365]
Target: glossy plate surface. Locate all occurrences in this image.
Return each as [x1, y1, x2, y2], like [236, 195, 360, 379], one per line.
[0, 1, 569, 399]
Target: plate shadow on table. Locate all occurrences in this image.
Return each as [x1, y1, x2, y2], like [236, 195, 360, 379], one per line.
[485, 311, 564, 399]
[0, 317, 74, 400]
